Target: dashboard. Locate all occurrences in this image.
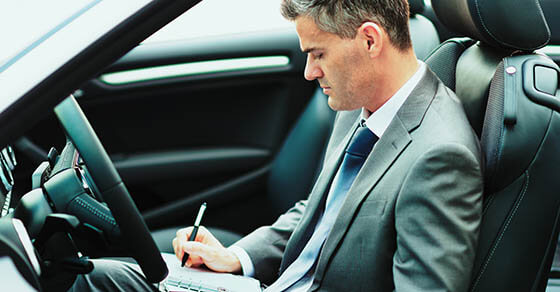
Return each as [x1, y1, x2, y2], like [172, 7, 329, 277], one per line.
[0, 145, 42, 290]
[0, 141, 104, 291]
[0, 146, 16, 217]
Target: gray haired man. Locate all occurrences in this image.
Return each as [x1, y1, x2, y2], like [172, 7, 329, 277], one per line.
[73, 0, 483, 291]
[173, 0, 483, 291]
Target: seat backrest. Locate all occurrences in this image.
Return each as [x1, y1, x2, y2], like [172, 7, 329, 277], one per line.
[540, 0, 560, 47]
[540, 0, 560, 273]
[266, 0, 441, 215]
[408, 0, 440, 60]
[427, 1, 560, 291]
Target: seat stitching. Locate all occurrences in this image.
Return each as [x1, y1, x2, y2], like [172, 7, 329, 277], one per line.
[489, 62, 506, 187]
[474, 0, 549, 50]
[481, 194, 494, 216]
[534, 0, 552, 45]
[470, 171, 530, 292]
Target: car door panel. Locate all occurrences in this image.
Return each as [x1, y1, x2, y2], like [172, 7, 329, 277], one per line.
[23, 28, 313, 235]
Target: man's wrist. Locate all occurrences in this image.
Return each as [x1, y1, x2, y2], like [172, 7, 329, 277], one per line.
[227, 245, 255, 277]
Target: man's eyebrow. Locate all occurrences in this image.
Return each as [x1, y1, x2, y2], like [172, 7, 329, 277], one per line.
[302, 47, 320, 54]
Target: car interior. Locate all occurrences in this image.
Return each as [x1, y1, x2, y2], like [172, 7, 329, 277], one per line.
[149, 0, 443, 252]
[1, 0, 560, 291]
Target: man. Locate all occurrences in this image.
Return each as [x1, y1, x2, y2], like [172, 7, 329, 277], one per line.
[172, 0, 483, 291]
[72, 0, 483, 291]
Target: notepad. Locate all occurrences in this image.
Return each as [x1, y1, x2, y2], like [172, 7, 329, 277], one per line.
[161, 253, 261, 292]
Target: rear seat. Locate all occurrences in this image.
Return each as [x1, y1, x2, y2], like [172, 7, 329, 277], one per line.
[152, 0, 442, 252]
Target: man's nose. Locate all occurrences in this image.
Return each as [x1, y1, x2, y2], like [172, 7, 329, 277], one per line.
[304, 58, 323, 81]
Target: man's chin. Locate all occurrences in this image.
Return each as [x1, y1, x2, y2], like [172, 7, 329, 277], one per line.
[327, 97, 340, 111]
[327, 97, 356, 112]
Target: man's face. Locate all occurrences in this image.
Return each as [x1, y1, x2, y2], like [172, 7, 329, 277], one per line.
[295, 16, 374, 111]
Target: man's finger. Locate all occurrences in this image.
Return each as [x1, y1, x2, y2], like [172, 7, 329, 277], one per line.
[187, 254, 204, 267]
[176, 227, 194, 241]
[182, 241, 209, 256]
[181, 241, 210, 268]
[172, 238, 184, 261]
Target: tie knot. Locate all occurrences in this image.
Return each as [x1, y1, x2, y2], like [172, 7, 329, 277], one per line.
[346, 126, 378, 157]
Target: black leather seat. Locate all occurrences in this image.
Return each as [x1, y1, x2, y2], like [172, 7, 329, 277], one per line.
[426, 0, 560, 291]
[540, 0, 560, 273]
[409, 0, 440, 60]
[151, 0, 441, 253]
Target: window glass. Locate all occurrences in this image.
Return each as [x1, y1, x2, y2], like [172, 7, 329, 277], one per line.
[0, 0, 95, 65]
[143, 0, 293, 44]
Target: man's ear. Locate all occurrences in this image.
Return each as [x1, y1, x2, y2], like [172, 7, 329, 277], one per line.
[358, 22, 383, 58]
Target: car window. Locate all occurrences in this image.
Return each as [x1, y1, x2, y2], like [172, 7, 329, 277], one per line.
[143, 0, 293, 44]
[0, 0, 95, 67]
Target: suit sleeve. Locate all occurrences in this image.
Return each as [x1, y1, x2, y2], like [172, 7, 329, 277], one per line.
[393, 143, 483, 292]
[233, 200, 307, 284]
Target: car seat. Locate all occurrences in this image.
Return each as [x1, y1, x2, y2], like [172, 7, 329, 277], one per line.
[409, 0, 440, 60]
[426, 0, 560, 291]
[151, 0, 441, 252]
[540, 0, 560, 276]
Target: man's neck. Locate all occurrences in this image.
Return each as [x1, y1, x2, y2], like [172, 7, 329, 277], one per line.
[366, 48, 419, 113]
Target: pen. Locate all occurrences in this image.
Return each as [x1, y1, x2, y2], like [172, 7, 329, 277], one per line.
[181, 202, 207, 267]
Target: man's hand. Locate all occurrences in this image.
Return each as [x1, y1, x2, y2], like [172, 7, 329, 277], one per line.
[172, 226, 242, 274]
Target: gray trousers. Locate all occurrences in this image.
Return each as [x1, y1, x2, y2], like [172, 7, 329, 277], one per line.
[68, 259, 159, 292]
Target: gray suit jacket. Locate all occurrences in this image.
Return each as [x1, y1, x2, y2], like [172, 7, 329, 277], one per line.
[235, 68, 483, 291]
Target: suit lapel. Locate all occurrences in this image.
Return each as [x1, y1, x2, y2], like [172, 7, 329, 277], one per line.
[280, 116, 361, 271]
[311, 116, 411, 284]
[311, 68, 440, 286]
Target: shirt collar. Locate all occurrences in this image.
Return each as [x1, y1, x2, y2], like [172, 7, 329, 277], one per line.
[361, 61, 426, 138]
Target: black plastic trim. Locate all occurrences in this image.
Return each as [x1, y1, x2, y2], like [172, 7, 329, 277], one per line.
[114, 148, 270, 184]
[522, 58, 560, 112]
[143, 166, 270, 229]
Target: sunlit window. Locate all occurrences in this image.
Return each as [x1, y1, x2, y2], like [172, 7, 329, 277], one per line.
[143, 0, 292, 44]
[0, 0, 95, 64]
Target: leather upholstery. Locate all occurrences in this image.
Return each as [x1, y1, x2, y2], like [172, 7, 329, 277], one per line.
[267, 89, 335, 216]
[408, 0, 425, 16]
[454, 44, 510, 137]
[425, 38, 474, 91]
[431, 0, 550, 51]
[409, 14, 440, 60]
[471, 53, 560, 292]
[427, 0, 560, 291]
[540, 0, 560, 44]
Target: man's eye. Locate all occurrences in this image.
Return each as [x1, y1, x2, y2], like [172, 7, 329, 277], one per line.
[314, 53, 323, 59]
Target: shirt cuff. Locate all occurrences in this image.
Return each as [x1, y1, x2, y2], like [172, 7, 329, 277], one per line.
[228, 245, 255, 277]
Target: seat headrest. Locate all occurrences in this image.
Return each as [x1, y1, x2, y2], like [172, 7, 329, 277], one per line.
[540, 0, 560, 44]
[431, 0, 550, 51]
[409, 0, 425, 16]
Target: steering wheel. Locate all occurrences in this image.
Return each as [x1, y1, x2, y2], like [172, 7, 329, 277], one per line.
[53, 95, 167, 283]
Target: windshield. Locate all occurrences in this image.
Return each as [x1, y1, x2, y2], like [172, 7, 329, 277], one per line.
[0, 0, 97, 70]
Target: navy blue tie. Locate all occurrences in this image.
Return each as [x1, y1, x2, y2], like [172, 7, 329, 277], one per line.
[265, 125, 378, 292]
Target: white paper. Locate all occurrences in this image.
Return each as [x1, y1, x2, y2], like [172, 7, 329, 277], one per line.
[161, 252, 261, 292]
